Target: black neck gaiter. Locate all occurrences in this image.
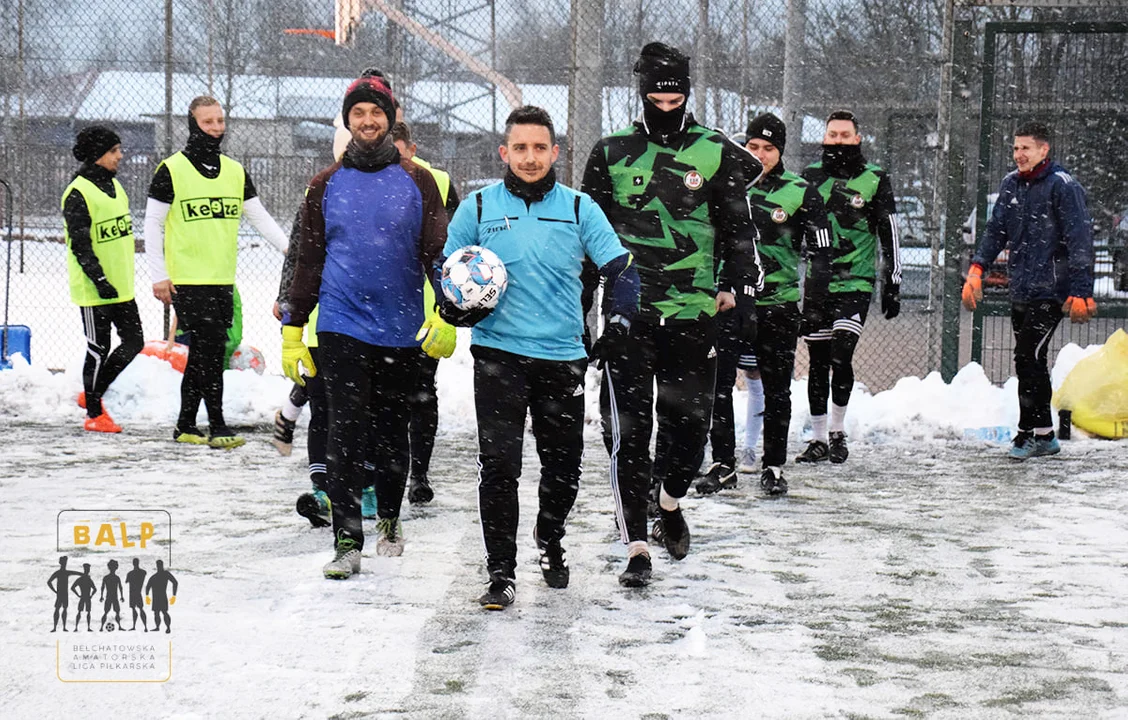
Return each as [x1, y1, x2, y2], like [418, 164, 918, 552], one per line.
[821, 143, 866, 178]
[504, 166, 556, 205]
[342, 134, 400, 172]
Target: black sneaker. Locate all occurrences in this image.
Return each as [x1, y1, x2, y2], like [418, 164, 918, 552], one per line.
[760, 467, 788, 496]
[828, 432, 849, 464]
[618, 552, 652, 587]
[695, 462, 737, 495]
[656, 506, 690, 560]
[296, 489, 331, 527]
[478, 576, 516, 610]
[535, 531, 569, 589]
[408, 475, 434, 504]
[795, 439, 829, 463]
[272, 410, 296, 456]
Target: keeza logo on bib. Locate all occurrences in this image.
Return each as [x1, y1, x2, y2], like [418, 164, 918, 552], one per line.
[94, 214, 133, 243]
[179, 197, 241, 222]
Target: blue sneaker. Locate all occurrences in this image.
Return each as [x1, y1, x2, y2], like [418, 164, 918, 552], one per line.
[361, 486, 377, 519]
[1008, 431, 1060, 461]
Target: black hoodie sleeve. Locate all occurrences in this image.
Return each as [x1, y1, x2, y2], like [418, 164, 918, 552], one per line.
[63, 188, 109, 285]
[147, 163, 174, 204]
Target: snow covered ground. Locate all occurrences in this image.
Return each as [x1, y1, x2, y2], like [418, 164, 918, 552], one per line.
[1, 342, 1127, 718]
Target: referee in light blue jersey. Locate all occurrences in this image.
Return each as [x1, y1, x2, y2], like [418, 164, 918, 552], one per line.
[438, 106, 639, 610]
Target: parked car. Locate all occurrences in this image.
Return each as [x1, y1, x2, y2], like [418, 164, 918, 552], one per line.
[894, 196, 927, 246]
[1114, 210, 1128, 291]
[961, 194, 1008, 288]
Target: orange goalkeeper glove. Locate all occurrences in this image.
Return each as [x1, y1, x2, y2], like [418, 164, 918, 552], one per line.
[1062, 296, 1097, 324]
[961, 264, 984, 311]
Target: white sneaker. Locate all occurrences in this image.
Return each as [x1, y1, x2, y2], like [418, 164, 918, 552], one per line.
[738, 448, 757, 473]
[376, 517, 404, 557]
[323, 538, 361, 579]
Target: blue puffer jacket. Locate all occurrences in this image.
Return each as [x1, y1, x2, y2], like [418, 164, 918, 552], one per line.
[972, 160, 1094, 303]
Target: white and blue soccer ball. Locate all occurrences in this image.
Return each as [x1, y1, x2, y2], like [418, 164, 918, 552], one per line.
[441, 245, 508, 311]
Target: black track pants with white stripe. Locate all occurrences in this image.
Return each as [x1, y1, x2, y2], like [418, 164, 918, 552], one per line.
[600, 319, 717, 544]
[472, 346, 587, 579]
[79, 300, 144, 418]
[1011, 299, 1062, 430]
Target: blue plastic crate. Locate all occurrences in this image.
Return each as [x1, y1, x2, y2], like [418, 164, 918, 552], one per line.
[0, 325, 31, 369]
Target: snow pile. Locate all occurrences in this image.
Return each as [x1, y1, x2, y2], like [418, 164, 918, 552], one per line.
[0, 339, 1106, 442]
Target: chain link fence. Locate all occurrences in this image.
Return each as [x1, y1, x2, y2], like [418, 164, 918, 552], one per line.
[2, 0, 1125, 390]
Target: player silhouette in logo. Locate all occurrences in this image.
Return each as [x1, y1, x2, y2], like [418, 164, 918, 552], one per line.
[144, 559, 178, 634]
[125, 558, 148, 631]
[48, 556, 79, 632]
[100, 559, 124, 631]
[71, 563, 98, 631]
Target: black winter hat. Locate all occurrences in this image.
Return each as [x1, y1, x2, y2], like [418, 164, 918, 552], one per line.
[72, 125, 121, 163]
[634, 42, 691, 98]
[745, 113, 786, 153]
[341, 74, 397, 129]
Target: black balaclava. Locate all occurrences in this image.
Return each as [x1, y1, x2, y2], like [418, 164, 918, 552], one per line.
[635, 42, 691, 140]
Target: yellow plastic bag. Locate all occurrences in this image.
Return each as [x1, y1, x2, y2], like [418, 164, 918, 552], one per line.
[1053, 328, 1128, 439]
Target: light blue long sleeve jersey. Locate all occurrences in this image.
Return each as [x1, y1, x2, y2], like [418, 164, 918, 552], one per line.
[444, 180, 627, 361]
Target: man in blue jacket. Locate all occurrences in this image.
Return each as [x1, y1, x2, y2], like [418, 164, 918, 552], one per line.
[440, 106, 639, 610]
[962, 121, 1096, 460]
[282, 74, 450, 579]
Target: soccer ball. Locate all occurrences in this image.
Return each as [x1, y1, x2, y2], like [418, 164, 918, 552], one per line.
[229, 344, 265, 374]
[441, 245, 508, 310]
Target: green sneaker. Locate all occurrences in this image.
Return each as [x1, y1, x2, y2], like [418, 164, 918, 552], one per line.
[323, 537, 361, 580]
[375, 517, 404, 557]
[174, 426, 208, 445]
[208, 427, 246, 450]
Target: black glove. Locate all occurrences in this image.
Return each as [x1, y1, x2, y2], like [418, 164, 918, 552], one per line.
[589, 315, 631, 369]
[437, 298, 493, 327]
[732, 295, 757, 347]
[881, 281, 901, 320]
[93, 276, 119, 300]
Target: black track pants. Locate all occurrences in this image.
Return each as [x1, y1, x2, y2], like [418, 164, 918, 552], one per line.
[472, 345, 586, 579]
[79, 300, 144, 418]
[171, 285, 233, 432]
[410, 354, 440, 480]
[319, 332, 419, 550]
[755, 302, 801, 468]
[600, 319, 717, 544]
[1011, 299, 1062, 430]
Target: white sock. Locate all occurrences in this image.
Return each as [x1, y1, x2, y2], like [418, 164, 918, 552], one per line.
[767, 465, 781, 478]
[811, 414, 828, 443]
[744, 377, 765, 452]
[829, 403, 848, 434]
[1035, 426, 1053, 437]
[659, 486, 679, 512]
[627, 540, 650, 558]
[281, 398, 302, 422]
